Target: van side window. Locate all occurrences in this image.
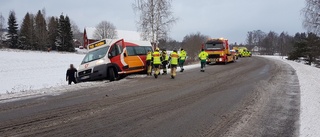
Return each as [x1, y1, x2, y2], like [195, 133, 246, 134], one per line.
[135, 47, 146, 55]
[145, 47, 152, 53]
[125, 46, 151, 56]
[126, 47, 135, 56]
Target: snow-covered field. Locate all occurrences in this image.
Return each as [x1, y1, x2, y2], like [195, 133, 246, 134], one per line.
[263, 56, 320, 137]
[0, 49, 85, 95]
[1, 50, 319, 136]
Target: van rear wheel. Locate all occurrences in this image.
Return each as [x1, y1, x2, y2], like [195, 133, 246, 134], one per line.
[108, 68, 116, 81]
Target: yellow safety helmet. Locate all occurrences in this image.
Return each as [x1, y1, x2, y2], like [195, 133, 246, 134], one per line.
[155, 48, 160, 51]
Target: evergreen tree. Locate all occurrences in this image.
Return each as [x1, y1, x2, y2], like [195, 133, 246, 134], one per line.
[34, 10, 48, 51]
[305, 33, 320, 65]
[56, 14, 65, 51]
[288, 33, 308, 60]
[19, 12, 33, 49]
[56, 14, 74, 52]
[288, 32, 320, 66]
[6, 11, 19, 49]
[29, 14, 36, 50]
[64, 16, 74, 52]
[48, 16, 58, 50]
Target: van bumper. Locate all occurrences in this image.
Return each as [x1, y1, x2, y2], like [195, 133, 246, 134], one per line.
[77, 64, 108, 82]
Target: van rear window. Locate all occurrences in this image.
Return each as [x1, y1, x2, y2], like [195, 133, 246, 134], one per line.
[126, 46, 151, 56]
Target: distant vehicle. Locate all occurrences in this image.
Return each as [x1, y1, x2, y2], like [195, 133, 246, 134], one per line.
[202, 38, 235, 64]
[238, 47, 252, 57]
[77, 39, 152, 82]
[79, 46, 84, 49]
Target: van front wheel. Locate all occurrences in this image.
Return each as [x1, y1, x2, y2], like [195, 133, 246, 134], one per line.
[108, 68, 116, 81]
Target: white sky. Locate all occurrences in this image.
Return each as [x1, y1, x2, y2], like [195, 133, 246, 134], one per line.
[0, 0, 305, 44]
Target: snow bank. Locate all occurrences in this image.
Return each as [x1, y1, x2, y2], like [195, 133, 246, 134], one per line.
[262, 56, 320, 137]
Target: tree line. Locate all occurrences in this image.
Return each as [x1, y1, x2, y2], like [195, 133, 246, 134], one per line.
[1, 10, 76, 52]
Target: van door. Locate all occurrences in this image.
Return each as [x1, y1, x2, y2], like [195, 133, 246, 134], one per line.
[124, 46, 145, 73]
[108, 39, 127, 72]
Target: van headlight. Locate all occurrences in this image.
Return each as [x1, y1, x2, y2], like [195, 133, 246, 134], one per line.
[96, 59, 105, 65]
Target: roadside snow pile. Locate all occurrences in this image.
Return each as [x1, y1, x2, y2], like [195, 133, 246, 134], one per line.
[0, 50, 84, 95]
[262, 56, 320, 137]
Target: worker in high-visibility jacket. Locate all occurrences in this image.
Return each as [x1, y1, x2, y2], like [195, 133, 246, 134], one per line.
[152, 48, 162, 78]
[169, 50, 179, 79]
[198, 49, 209, 72]
[179, 48, 187, 72]
[161, 50, 169, 75]
[146, 50, 153, 76]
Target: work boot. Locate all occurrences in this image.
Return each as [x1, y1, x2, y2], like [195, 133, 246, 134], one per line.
[171, 75, 175, 79]
[180, 68, 184, 72]
[154, 74, 158, 79]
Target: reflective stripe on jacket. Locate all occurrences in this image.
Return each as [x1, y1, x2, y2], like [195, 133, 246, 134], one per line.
[198, 51, 208, 60]
[170, 52, 179, 65]
[152, 51, 161, 64]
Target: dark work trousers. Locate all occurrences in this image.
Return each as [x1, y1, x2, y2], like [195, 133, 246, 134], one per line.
[201, 60, 206, 69]
[68, 78, 77, 85]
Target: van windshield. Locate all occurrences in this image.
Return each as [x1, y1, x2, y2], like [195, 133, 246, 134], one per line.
[81, 46, 109, 64]
[205, 42, 224, 50]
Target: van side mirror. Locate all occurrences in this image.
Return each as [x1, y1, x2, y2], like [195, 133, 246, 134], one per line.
[124, 53, 127, 57]
[108, 53, 112, 58]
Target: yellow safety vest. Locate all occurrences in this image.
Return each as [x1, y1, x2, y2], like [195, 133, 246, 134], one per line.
[180, 50, 187, 60]
[146, 52, 152, 61]
[170, 52, 179, 65]
[152, 51, 161, 65]
[162, 54, 169, 61]
[198, 51, 208, 60]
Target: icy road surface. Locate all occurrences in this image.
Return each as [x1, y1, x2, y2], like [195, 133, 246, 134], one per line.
[0, 56, 300, 136]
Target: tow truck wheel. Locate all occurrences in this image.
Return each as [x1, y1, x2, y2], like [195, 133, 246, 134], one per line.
[224, 58, 227, 65]
[108, 68, 116, 81]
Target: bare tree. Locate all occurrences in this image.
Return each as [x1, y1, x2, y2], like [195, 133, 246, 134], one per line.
[70, 20, 83, 43]
[133, 0, 177, 48]
[302, 0, 320, 34]
[93, 21, 117, 40]
[181, 32, 209, 61]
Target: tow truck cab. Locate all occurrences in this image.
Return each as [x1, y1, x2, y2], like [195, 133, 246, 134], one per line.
[203, 38, 235, 64]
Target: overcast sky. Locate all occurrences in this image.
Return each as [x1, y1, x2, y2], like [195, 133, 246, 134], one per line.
[0, 0, 305, 44]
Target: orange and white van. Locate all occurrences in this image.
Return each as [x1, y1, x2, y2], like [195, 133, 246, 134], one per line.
[77, 39, 152, 81]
